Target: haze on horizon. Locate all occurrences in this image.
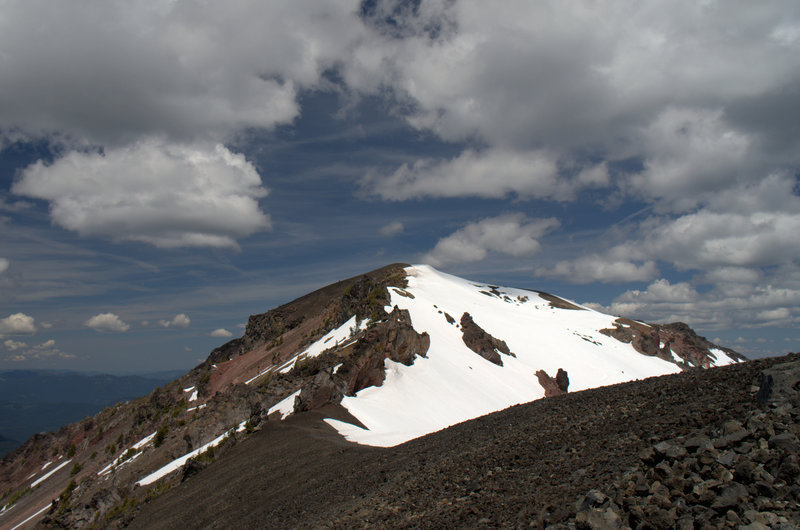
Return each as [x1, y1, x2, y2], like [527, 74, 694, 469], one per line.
[0, 0, 798, 373]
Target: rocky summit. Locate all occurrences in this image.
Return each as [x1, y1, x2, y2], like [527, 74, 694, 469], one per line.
[0, 263, 770, 529]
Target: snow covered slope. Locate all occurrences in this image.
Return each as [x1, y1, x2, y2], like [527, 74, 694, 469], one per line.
[325, 265, 734, 447]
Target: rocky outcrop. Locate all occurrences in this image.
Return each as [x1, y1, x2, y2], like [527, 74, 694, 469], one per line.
[291, 306, 431, 412]
[536, 368, 570, 397]
[599, 318, 745, 368]
[570, 359, 800, 529]
[294, 368, 343, 413]
[755, 359, 800, 406]
[340, 307, 430, 396]
[460, 312, 514, 366]
[206, 263, 409, 365]
[533, 290, 585, 310]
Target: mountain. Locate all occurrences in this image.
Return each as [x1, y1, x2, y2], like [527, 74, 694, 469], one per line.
[0, 263, 748, 528]
[0, 371, 176, 458]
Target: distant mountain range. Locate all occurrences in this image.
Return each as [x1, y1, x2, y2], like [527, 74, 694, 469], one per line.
[0, 370, 180, 457]
[0, 264, 751, 528]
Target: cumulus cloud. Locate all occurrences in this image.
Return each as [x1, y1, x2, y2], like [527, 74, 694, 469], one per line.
[630, 108, 758, 211]
[422, 213, 559, 267]
[3, 339, 27, 351]
[355, 2, 800, 207]
[158, 313, 191, 328]
[0, 2, 365, 145]
[210, 328, 233, 338]
[366, 149, 570, 201]
[0, 313, 36, 335]
[630, 175, 800, 271]
[379, 221, 404, 237]
[5, 339, 74, 361]
[13, 140, 270, 248]
[85, 313, 130, 333]
[601, 277, 800, 331]
[539, 256, 658, 284]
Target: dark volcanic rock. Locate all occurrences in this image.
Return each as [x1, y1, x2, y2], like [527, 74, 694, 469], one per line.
[756, 359, 800, 406]
[125, 353, 800, 530]
[294, 368, 344, 413]
[460, 312, 514, 366]
[556, 368, 569, 393]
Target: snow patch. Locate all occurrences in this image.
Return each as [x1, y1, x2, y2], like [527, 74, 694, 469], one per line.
[30, 459, 71, 488]
[327, 264, 682, 447]
[136, 421, 247, 486]
[302, 316, 361, 359]
[709, 348, 738, 366]
[9, 503, 50, 530]
[268, 390, 301, 419]
[98, 432, 157, 476]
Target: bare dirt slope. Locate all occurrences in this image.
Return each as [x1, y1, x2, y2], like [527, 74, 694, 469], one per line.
[122, 354, 797, 529]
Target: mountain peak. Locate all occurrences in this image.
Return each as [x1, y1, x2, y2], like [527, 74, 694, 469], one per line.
[0, 263, 744, 528]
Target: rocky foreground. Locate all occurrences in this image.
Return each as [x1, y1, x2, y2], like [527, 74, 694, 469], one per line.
[118, 353, 800, 529]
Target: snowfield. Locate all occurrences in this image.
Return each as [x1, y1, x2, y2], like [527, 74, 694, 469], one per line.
[325, 265, 734, 447]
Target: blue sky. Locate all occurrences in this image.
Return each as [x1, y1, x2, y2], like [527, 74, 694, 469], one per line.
[1, 1, 799, 373]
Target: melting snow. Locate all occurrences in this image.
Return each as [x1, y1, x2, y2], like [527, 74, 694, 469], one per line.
[268, 390, 301, 419]
[279, 316, 365, 374]
[98, 431, 157, 476]
[186, 403, 207, 412]
[709, 348, 738, 366]
[9, 504, 50, 530]
[245, 366, 272, 385]
[136, 421, 247, 486]
[326, 265, 684, 447]
[30, 459, 71, 488]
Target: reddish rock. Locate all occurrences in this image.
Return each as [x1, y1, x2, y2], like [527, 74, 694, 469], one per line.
[536, 369, 569, 398]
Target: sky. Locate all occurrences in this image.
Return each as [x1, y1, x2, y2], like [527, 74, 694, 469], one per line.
[1, 0, 799, 373]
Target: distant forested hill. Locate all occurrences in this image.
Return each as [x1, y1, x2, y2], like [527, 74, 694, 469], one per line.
[0, 370, 179, 457]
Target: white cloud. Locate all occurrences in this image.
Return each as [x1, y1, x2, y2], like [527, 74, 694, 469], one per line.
[422, 213, 559, 267]
[755, 308, 791, 323]
[379, 221, 404, 237]
[0, 313, 36, 335]
[158, 313, 191, 328]
[539, 256, 658, 284]
[355, 2, 800, 206]
[5, 338, 74, 361]
[85, 313, 130, 333]
[637, 175, 800, 270]
[366, 148, 570, 201]
[13, 140, 270, 248]
[0, 258, 8, 274]
[630, 108, 757, 211]
[0, 2, 366, 146]
[603, 275, 800, 331]
[210, 328, 233, 338]
[3, 339, 26, 351]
